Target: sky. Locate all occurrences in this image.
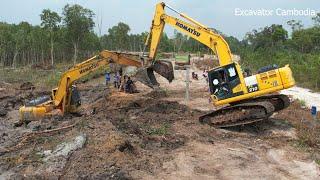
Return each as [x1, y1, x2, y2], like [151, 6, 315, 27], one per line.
[0, 0, 319, 39]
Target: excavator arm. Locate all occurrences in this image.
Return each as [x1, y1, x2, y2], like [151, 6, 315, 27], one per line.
[141, 2, 237, 87]
[52, 50, 141, 108]
[145, 2, 233, 66]
[19, 50, 142, 123]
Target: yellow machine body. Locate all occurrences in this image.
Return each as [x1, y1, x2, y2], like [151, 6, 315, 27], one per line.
[145, 2, 295, 107]
[19, 106, 49, 120]
[210, 64, 295, 105]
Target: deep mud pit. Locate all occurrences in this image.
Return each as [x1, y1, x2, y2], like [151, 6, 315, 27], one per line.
[0, 73, 319, 179]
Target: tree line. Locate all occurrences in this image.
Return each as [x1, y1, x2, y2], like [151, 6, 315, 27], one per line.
[238, 14, 320, 89]
[1, 4, 320, 89]
[0, 4, 211, 69]
[0, 4, 97, 68]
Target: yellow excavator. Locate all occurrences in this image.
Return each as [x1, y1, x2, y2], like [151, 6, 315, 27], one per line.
[142, 2, 295, 127]
[19, 2, 295, 128]
[18, 50, 172, 125]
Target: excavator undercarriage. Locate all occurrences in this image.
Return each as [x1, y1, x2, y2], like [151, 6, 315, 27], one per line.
[199, 94, 290, 127]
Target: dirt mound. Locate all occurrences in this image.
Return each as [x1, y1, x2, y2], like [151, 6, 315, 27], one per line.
[1, 88, 197, 179]
[19, 82, 35, 90]
[143, 100, 187, 114]
[106, 97, 191, 150]
[0, 88, 50, 113]
[0, 108, 7, 117]
[192, 57, 219, 70]
[144, 90, 168, 99]
[275, 100, 320, 148]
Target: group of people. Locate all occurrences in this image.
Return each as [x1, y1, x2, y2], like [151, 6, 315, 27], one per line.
[105, 69, 137, 94]
[192, 69, 209, 82]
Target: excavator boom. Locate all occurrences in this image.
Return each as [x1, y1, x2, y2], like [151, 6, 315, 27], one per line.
[141, 2, 236, 87]
[144, 2, 233, 65]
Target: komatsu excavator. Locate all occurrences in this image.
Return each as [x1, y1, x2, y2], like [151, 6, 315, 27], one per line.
[142, 2, 295, 127]
[18, 50, 173, 124]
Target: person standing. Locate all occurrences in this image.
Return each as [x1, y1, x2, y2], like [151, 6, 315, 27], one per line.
[202, 69, 208, 83]
[125, 76, 134, 93]
[114, 72, 120, 88]
[119, 68, 123, 76]
[105, 72, 111, 86]
[119, 75, 128, 92]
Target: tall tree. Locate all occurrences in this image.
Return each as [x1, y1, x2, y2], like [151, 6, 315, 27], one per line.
[173, 30, 187, 52]
[312, 13, 320, 26]
[287, 20, 303, 33]
[107, 22, 130, 51]
[12, 22, 32, 68]
[40, 9, 61, 67]
[63, 4, 95, 64]
[245, 24, 288, 50]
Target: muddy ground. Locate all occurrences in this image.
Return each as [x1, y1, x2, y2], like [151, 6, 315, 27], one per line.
[0, 70, 319, 179]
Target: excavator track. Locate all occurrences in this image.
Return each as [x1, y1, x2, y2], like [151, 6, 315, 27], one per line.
[199, 94, 290, 128]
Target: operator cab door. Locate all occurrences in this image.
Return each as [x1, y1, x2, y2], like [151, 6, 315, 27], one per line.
[208, 63, 243, 100]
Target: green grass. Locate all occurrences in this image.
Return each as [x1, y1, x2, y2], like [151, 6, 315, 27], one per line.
[293, 138, 310, 150]
[0, 65, 67, 88]
[146, 123, 171, 136]
[79, 66, 109, 83]
[41, 70, 63, 88]
[175, 55, 189, 63]
[298, 99, 306, 107]
[0, 63, 110, 88]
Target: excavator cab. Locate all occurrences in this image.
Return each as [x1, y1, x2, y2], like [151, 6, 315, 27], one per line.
[69, 85, 81, 112]
[208, 63, 243, 101]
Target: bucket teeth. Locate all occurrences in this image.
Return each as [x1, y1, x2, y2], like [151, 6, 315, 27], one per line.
[134, 60, 174, 89]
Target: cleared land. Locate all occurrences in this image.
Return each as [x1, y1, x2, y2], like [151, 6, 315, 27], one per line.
[0, 65, 319, 179]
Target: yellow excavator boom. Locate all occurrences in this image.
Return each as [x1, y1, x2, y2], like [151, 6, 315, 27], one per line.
[145, 2, 233, 66]
[18, 50, 143, 124]
[52, 50, 141, 108]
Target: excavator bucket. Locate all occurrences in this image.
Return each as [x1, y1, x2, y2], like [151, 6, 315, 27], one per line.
[135, 60, 174, 88]
[153, 60, 174, 82]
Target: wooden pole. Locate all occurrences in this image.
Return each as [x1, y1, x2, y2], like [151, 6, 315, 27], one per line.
[185, 65, 190, 102]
